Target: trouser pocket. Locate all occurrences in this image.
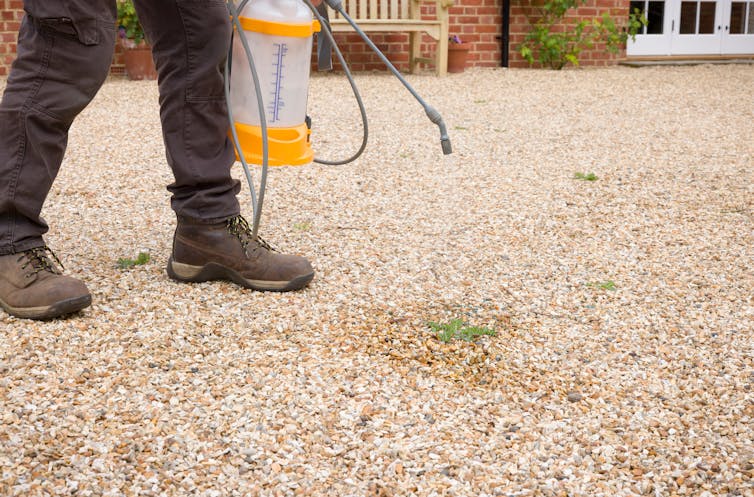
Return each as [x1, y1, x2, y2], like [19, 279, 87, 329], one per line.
[34, 17, 100, 46]
[24, 0, 114, 46]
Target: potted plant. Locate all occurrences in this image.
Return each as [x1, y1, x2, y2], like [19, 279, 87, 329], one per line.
[447, 35, 471, 73]
[117, 0, 157, 80]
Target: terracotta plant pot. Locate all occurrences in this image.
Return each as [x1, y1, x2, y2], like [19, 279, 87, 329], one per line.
[123, 47, 158, 81]
[447, 42, 471, 73]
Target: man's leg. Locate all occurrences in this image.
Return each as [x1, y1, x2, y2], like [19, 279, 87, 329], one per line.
[0, 1, 116, 319]
[134, 0, 314, 291]
[132, 0, 238, 220]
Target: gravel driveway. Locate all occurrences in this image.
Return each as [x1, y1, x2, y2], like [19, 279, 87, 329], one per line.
[1, 64, 752, 496]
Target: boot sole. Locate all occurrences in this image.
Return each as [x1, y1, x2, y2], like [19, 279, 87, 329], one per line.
[0, 294, 92, 320]
[166, 258, 314, 292]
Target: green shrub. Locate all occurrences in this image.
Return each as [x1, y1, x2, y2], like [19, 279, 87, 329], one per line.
[116, 0, 146, 46]
[519, 1, 646, 69]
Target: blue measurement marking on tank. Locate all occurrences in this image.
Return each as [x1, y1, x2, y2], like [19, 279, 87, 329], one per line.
[269, 43, 288, 123]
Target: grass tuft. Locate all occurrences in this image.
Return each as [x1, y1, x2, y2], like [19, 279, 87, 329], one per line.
[117, 252, 150, 269]
[574, 172, 598, 181]
[428, 319, 496, 343]
[587, 280, 616, 291]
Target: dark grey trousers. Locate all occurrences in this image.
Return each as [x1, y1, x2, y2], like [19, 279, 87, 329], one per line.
[0, 0, 241, 255]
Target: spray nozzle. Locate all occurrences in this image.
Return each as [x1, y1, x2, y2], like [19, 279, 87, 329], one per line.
[441, 137, 452, 155]
[425, 105, 453, 155]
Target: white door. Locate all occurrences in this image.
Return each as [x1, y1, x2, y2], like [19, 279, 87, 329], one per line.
[671, 0, 724, 53]
[628, 0, 674, 54]
[627, 0, 754, 54]
[722, 1, 754, 52]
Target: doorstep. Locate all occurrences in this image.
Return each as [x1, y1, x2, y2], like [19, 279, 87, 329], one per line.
[621, 55, 754, 67]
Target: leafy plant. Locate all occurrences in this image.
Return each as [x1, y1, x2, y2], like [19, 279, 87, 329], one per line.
[117, 0, 146, 47]
[519, 1, 646, 69]
[293, 221, 312, 231]
[429, 319, 496, 343]
[117, 251, 150, 269]
[587, 280, 616, 291]
[574, 171, 598, 181]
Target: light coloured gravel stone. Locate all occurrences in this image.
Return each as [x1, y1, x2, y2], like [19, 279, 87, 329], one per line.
[1, 65, 753, 496]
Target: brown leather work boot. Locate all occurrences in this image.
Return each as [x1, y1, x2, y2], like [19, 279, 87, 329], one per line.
[0, 247, 92, 320]
[167, 215, 314, 292]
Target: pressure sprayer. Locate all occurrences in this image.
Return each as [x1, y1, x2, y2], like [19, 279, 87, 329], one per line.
[225, 0, 452, 239]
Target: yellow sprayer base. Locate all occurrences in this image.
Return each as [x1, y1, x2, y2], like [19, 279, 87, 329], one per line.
[232, 122, 313, 166]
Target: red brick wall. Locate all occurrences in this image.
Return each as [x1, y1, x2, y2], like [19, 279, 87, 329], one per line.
[0, 0, 634, 75]
[324, 0, 504, 72]
[111, 43, 126, 76]
[452, 0, 504, 67]
[0, 0, 23, 76]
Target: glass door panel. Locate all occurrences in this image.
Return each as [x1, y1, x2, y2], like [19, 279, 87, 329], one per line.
[728, 2, 747, 32]
[699, 1, 718, 32]
[647, 0, 668, 31]
[631, 0, 667, 32]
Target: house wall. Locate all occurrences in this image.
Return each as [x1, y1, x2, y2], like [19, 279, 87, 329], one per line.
[323, 0, 504, 72]
[0, 0, 633, 77]
[0, 0, 23, 76]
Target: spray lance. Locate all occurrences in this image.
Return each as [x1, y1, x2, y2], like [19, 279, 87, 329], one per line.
[225, 0, 453, 239]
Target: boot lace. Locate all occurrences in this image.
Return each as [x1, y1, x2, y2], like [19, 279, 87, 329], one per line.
[226, 215, 276, 257]
[17, 246, 64, 278]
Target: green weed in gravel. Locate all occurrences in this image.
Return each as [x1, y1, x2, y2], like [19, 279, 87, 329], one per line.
[587, 280, 616, 291]
[574, 172, 598, 181]
[117, 252, 150, 269]
[429, 319, 496, 343]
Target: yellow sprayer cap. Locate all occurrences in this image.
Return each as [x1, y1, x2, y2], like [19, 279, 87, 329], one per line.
[238, 17, 321, 37]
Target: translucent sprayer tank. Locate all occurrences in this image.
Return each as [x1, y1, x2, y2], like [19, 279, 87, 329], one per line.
[230, 0, 320, 166]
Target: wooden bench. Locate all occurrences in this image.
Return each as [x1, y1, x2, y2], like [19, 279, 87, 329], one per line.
[327, 0, 454, 76]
